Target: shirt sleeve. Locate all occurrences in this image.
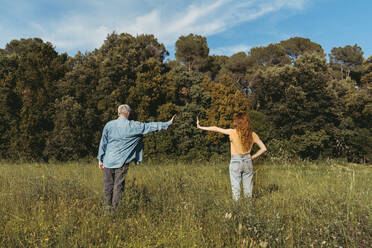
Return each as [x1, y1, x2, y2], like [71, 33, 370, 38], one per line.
[97, 124, 109, 163]
[132, 121, 172, 135]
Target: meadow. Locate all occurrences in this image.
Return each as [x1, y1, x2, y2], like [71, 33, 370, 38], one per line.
[0, 159, 370, 247]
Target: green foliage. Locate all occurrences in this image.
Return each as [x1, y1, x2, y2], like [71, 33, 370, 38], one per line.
[175, 33, 209, 71]
[0, 34, 370, 162]
[289, 130, 330, 159]
[218, 52, 250, 86]
[280, 36, 325, 60]
[205, 55, 228, 80]
[329, 44, 364, 81]
[248, 43, 291, 68]
[0, 38, 68, 160]
[327, 78, 372, 161]
[330, 44, 364, 68]
[360, 55, 372, 87]
[225, 52, 249, 74]
[247, 110, 274, 143]
[0, 54, 20, 156]
[251, 54, 340, 159]
[142, 103, 179, 160]
[127, 58, 167, 120]
[161, 67, 211, 159]
[44, 96, 89, 161]
[202, 75, 251, 147]
[89, 33, 168, 124]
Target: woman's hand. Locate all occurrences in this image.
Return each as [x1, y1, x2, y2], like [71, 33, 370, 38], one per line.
[169, 114, 176, 124]
[196, 117, 231, 134]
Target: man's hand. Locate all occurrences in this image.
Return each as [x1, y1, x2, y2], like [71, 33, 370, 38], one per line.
[169, 114, 176, 124]
[98, 162, 104, 170]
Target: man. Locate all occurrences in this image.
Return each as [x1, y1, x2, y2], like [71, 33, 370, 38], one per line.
[97, 104, 175, 212]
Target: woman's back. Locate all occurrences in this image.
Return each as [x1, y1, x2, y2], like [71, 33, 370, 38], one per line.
[229, 129, 253, 155]
[196, 114, 266, 159]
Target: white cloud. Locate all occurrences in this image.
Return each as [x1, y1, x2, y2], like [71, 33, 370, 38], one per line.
[0, 0, 310, 54]
[210, 44, 252, 56]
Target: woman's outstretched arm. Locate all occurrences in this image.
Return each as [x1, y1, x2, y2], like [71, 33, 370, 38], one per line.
[196, 117, 231, 135]
[251, 132, 267, 159]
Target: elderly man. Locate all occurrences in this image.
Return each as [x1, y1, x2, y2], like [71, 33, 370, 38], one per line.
[97, 104, 175, 212]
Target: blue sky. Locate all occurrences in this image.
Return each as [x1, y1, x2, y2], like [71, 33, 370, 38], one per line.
[1, 0, 371, 59]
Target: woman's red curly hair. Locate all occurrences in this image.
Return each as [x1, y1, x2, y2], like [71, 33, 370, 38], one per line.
[233, 113, 253, 152]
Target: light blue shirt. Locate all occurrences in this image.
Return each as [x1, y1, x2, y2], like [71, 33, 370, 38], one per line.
[97, 117, 171, 168]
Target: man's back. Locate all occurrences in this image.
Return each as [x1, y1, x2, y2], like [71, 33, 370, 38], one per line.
[98, 117, 171, 168]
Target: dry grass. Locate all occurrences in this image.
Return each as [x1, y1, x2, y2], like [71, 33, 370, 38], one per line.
[0, 159, 371, 247]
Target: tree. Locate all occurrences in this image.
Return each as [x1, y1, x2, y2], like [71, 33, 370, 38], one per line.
[220, 52, 250, 88]
[251, 53, 338, 159]
[136, 34, 169, 62]
[0, 53, 21, 158]
[166, 67, 208, 158]
[1, 32, 369, 162]
[224, 52, 249, 74]
[280, 37, 325, 60]
[44, 96, 89, 161]
[327, 77, 371, 162]
[50, 51, 102, 157]
[204, 55, 228, 80]
[201, 75, 251, 155]
[360, 55, 372, 88]
[0, 38, 68, 160]
[329, 44, 364, 81]
[127, 58, 168, 121]
[248, 43, 291, 68]
[94, 33, 169, 123]
[175, 34, 209, 72]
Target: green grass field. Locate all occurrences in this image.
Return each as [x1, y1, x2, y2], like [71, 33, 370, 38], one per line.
[0, 159, 371, 247]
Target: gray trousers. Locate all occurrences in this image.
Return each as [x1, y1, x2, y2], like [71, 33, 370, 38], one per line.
[229, 154, 253, 201]
[103, 163, 129, 210]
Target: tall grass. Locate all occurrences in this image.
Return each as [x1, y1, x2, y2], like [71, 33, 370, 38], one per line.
[0, 159, 370, 247]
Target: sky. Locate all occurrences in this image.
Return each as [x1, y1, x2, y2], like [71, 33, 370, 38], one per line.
[1, 0, 371, 59]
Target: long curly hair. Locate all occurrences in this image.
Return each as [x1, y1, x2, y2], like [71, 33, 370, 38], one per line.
[233, 113, 253, 152]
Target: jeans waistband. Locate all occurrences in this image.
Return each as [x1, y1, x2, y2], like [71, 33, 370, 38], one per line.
[231, 153, 251, 160]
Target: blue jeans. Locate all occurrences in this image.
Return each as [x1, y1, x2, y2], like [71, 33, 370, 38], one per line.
[229, 154, 253, 201]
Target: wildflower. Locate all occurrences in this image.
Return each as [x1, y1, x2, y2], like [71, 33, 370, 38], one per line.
[224, 212, 232, 219]
[259, 241, 268, 248]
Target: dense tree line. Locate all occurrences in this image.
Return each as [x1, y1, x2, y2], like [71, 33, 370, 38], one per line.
[0, 34, 371, 162]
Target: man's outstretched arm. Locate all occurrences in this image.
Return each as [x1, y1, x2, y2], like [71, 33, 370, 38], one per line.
[133, 115, 176, 135]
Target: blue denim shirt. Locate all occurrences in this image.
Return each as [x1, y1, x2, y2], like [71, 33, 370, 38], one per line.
[97, 117, 171, 168]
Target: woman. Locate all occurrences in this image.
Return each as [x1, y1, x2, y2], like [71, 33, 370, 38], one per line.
[196, 113, 267, 201]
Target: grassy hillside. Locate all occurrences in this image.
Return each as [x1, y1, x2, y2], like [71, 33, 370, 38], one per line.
[0, 160, 370, 247]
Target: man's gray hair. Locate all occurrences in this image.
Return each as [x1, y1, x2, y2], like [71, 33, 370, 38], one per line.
[118, 104, 131, 115]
